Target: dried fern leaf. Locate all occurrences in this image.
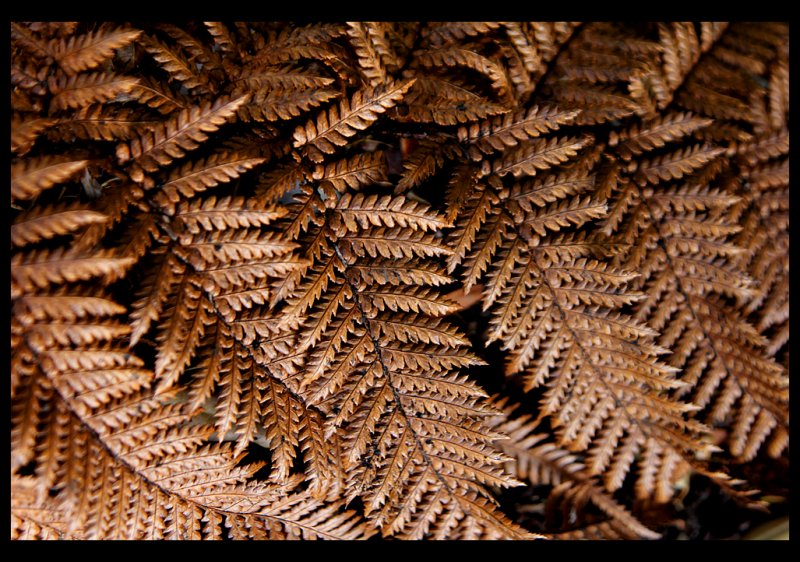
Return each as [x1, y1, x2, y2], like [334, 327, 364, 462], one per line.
[424, 22, 502, 46]
[459, 105, 581, 159]
[12, 204, 108, 248]
[153, 152, 266, 213]
[416, 47, 510, 98]
[129, 252, 186, 347]
[446, 187, 499, 274]
[52, 27, 142, 75]
[396, 137, 461, 193]
[11, 116, 58, 156]
[633, 144, 726, 186]
[293, 80, 415, 156]
[312, 151, 388, 192]
[153, 275, 215, 394]
[174, 196, 286, 234]
[10, 156, 88, 202]
[346, 22, 392, 86]
[49, 105, 152, 142]
[608, 111, 713, 161]
[11, 248, 134, 299]
[398, 75, 509, 126]
[128, 76, 187, 114]
[155, 23, 222, 73]
[203, 22, 236, 55]
[48, 72, 139, 112]
[486, 135, 594, 179]
[118, 95, 249, 185]
[144, 37, 211, 92]
[341, 227, 453, 261]
[11, 22, 55, 61]
[489, 396, 661, 539]
[334, 193, 450, 234]
[239, 85, 340, 123]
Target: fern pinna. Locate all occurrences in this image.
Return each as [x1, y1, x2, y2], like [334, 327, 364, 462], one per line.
[11, 21, 788, 540]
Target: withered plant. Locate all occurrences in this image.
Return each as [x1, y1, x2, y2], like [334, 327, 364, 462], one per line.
[10, 21, 788, 540]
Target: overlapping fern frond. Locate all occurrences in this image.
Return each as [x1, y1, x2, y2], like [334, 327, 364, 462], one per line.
[11, 21, 789, 541]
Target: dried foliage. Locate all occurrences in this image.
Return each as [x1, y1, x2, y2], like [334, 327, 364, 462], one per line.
[10, 21, 789, 541]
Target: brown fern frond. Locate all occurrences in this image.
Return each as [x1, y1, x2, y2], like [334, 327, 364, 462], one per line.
[608, 111, 713, 161]
[10, 156, 89, 202]
[118, 95, 249, 185]
[11, 116, 58, 156]
[632, 144, 726, 186]
[446, 187, 500, 275]
[459, 105, 581, 159]
[51, 27, 142, 75]
[12, 203, 108, 248]
[152, 273, 215, 395]
[10, 20, 789, 542]
[334, 193, 451, 233]
[293, 80, 415, 157]
[486, 135, 594, 178]
[271, 179, 530, 538]
[396, 136, 461, 194]
[437, 101, 730, 509]
[238, 84, 340, 123]
[415, 47, 511, 99]
[11, 247, 135, 299]
[424, 22, 503, 47]
[11, 22, 56, 62]
[48, 72, 140, 112]
[128, 76, 188, 115]
[346, 22, 394, 86]
[203, 22, 237, 56]
[489, 396, 662, 539]
[397, 75, 510, 126]
[602, 92, 788, 464]
[174, 196, 287, 235]
[155, 23, 223, 74]
[47, 104, 156, 143]
[312, 151, 388, 192]
[144, 37, 212, 93]
[153, 152, 266, 213]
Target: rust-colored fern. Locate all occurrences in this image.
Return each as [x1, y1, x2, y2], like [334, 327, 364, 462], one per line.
[11, 21, 789, 541]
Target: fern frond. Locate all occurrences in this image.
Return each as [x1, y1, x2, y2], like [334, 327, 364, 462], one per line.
[489, 396, 662, 539]
[398, 75, 510, 125]
[334, 193, 450, 233]
[293, 80, 415, 157]
[10, 20, 790, 542]
[174, 196, 286, 234]
[396, 136, 462, 193]
[312, 151, 388, 192]
[609, 111, 713, 161]
[48, 72, 139, 112]
[144, 37, 211, 93]
[12, 204, 108, 248]
[48, 104, 153, 142]
[153, 274, 215, 394]
[346, 22, 392, 86]
[11, 156, 89, 202]
[52, 27, 142, 75]
[487, 135, 594, 178]
[633, 144, 726, 186]
[153, 152, 266, 213]
[11, 248, 134, 299]
[11, 116, 58, 156]
[416, 47, 510, 99]
[459, 105, 581, 159]
[118, 95, 249, 185]
[424, 22, 503, 46]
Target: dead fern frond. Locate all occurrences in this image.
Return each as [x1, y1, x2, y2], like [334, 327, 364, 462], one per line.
[10, 20, 789, 542]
